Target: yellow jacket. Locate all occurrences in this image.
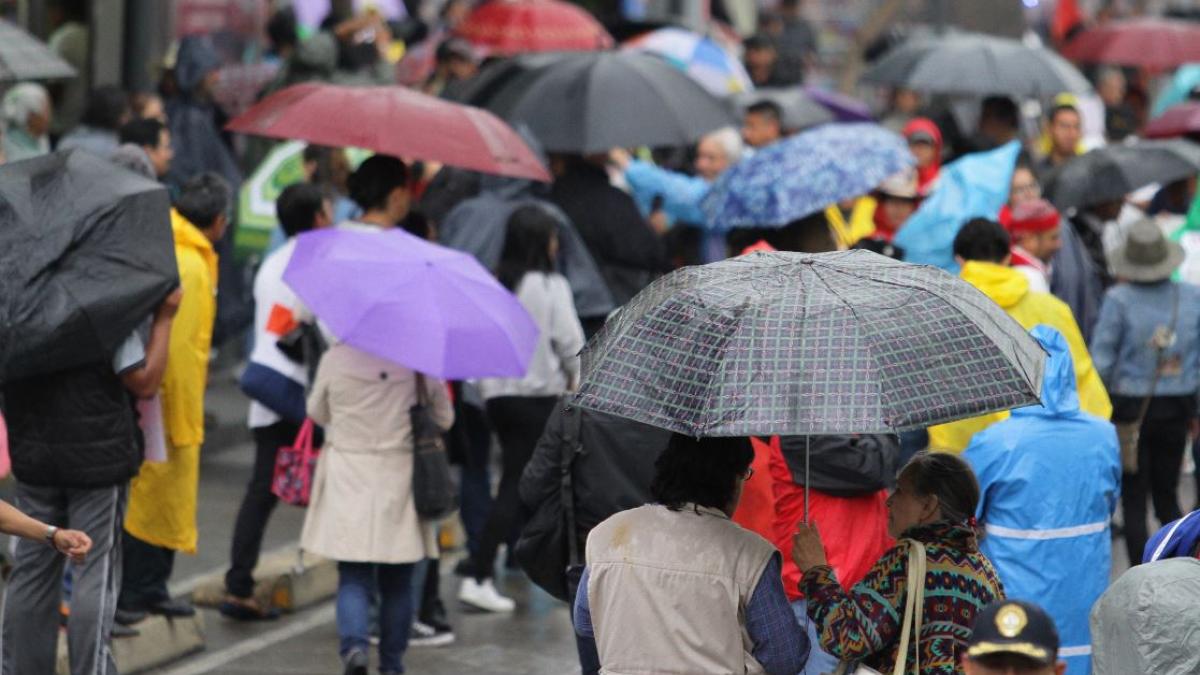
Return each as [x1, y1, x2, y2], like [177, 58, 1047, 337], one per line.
[125, 209, 217, 553]
[825, 198, 877, 249]
[928, 261, 1111, 452]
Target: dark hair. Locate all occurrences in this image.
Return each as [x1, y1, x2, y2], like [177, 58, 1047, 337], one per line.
[495, 205, 557, 290]
[119, 118, 167, 148]
[276, 183, 326, 238]
[1048, 103, 1079, 123]
[953, 218, 1011, 263]
[980, 96, 1019, 130]
[743, 34, 776, 52]
[401, 209, 433, 240]
[746, 100, 783, 124]
[81, 86, 130, 131]
[347, 155, 408, 212]
[267, 7, 299, 52]
[175, 172, 232, 230]
[899, 452, 980, 526]
[650, 435, 755, 511]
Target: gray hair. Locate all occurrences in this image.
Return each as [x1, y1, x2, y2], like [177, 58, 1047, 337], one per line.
[3, 83, 49, 127]
[703, 126, 744, 165]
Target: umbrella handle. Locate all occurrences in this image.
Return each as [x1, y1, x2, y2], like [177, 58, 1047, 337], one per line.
[804, 435, 810, 525]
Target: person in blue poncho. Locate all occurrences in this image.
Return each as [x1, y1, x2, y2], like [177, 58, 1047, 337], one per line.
[964, 324, 1121, 675]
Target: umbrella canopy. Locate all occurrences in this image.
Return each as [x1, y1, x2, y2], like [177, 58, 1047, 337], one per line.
[862, 32, 1092, 98]
[1152, 63, 1200, 117]
[733, 88, 834, 132]
[574, 250, 1044, 437]
[448, 51, 573, 115]
[283, 228, 539, 379]
[491, 51, 734, 155]
[1144, 101, 1200, 140]
[803, 86, 874, 123]
[701, 123, 913, 230]
[456, 0, 613, 56]
[0, 150, 177, 382]
[623, 27, 753, 97]
[225, 83, 551, 182]
[0, 19, 76, 82]
[293, 0, 406, 29]
[1062, 18, 1200, 72]
[1045, 139, 1200, 210]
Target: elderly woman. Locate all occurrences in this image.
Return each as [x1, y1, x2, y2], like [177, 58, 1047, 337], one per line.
[2, 83, 52, 162]
[575, 435, 811, 675]
[792, 452, 1005, 675]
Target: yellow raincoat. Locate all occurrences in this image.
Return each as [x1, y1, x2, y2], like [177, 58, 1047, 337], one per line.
[125, 210, 217, 553]
[825, 197, 877, 249]
[928, 261, 1111, 453]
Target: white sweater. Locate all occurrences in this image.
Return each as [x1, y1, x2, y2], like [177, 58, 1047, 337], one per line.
[478, 272, 585, 400]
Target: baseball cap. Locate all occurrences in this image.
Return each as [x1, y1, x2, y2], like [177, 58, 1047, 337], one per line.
[967, 600, 1060, 666]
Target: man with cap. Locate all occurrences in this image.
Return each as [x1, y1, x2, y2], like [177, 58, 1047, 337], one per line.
[964, 601, 1067, 675]
[1007, 199, 1063, 294]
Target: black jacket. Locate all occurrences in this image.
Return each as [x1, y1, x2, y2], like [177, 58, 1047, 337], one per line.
[549, 162, 666, 307]
[777, 434, 900, 496]
[2, 362, 142, 488]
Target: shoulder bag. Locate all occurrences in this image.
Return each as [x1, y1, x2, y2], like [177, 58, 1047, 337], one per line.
[411, 374, 457, 520]
[834, 539, 928, 675]
[1115, 285, 1179, 474]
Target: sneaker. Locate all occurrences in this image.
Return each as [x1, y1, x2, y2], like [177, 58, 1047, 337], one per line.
[457, 578, 515, 613]
[410, 620, 455, 647]
[342, 648, 369, 675]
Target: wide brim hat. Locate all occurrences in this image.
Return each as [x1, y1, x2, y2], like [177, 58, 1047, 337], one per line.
[1109, 218, 1185, 283]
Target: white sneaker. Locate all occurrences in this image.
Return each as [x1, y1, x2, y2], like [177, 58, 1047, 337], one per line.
[410, 620, 455, 647]
[457, 578, 515, 613]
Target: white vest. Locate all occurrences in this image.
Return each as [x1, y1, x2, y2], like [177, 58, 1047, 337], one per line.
[586, 503, 777, 675]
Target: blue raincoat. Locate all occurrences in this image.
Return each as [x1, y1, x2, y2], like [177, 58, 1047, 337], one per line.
[964, 325, 1120, 675]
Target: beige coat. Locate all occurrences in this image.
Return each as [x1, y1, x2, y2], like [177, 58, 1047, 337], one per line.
[300, 343, 454, 563]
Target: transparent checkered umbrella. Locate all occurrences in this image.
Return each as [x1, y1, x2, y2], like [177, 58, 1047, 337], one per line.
[576, 250, 1044, 438]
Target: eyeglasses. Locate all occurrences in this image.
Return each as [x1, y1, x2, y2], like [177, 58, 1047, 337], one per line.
[743, 467, 755, 480]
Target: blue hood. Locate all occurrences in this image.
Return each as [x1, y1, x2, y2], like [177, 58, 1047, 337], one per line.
[1016, 325, 1079, 418]
[175, 36, 221, 95]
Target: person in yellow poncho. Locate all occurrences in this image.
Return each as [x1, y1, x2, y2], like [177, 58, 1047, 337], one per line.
[120, 173, 230, 618]
[928, 219, 1111, 453]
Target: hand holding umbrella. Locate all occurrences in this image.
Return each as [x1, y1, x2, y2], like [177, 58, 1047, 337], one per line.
[792, 522, 828, 574]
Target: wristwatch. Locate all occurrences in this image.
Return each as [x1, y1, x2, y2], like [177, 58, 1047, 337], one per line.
[44, 525, 58, 548]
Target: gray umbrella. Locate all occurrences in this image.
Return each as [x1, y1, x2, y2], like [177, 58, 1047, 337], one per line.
[1091, 558, 1200, 675]
[732, 87, 834, 132]
[862, 32, 1092, 98]
[1045, 139, 1200, 210]
[0, 19, 77, 82]
[575, 250, 1044, 437]
[491, 51, 734, 154]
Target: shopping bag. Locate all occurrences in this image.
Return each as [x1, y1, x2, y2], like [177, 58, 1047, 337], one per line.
[271, 419, 320, 506]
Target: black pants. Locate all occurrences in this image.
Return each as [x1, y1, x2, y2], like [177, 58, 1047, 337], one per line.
[225, 421, 301, 598]
[119, 532, 174, 611]
[1121, 397, 1190, 565]
[462, 395, 558, 581]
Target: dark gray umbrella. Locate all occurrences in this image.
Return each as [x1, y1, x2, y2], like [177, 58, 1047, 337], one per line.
[486, 51, 734, 154]
[732, 87, 834, 132]
[0, 150, 178, 382]
[575, 249, 1044, 437]
[449, 52, 576, 116]
[862, 32, 1092, 98]
[1045, 139, 1200, 210]
[0, 19, 77, 82]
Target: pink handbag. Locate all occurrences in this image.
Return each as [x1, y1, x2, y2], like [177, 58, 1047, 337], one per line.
[271, 419, 319, 506]
[0, 410, 10, 479]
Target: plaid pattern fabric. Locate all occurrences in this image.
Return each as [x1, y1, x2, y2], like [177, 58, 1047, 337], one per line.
[576, 250, 1044, 436]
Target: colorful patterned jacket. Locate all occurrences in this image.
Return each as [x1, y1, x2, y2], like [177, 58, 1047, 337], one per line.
[800, 522, 1005, 674]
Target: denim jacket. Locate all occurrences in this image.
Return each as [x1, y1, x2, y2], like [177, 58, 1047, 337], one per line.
[1089, 281, 1200, 398]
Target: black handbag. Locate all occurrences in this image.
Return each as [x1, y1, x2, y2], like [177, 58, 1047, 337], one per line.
[411, 374, 457, 520]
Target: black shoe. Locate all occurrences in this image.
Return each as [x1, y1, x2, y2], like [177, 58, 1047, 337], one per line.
[111, 622, 140, 639]
[149, 598, 196, 618]
[452, 557, 473, 577]
[342, 649, 369, 675]
[419, 612, 453, 635]
[114, 608, 148, 626]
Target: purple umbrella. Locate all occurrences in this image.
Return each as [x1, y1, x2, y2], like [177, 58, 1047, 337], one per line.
[803, 86, 874, 122]
[283, 228, 539, 379]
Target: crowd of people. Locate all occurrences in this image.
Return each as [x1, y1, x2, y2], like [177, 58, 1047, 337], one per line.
[2, 1, 1200, 675]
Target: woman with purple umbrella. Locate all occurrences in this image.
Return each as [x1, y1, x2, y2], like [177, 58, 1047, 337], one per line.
[455, 205, 586, 613]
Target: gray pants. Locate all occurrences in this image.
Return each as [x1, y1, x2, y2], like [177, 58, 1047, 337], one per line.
[1, 482, 127, 675]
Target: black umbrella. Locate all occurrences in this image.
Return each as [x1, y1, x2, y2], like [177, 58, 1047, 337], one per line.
[1045, 139, 1200, 210]
[0, 19, 77, 82]
[862, 32, 1092, 98]
[732, 87, 834, 132]
[449, 52, 576, 116]
[0, 150, 178, 382]
[475, 51, 734, 154]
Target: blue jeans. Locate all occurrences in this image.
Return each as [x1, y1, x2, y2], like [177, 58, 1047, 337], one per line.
[790, 599, 839, 675]
[455, 399, 493, 557]
[337, 562, 416, 673]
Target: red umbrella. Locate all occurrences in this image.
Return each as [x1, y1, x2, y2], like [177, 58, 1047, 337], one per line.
[1144, 101, 1200, 139]
[225, 83, 550, 182]
[456, 0, 613, 56]
[1061, 18, 1200, 71]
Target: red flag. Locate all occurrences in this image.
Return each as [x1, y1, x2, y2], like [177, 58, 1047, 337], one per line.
[1052, 0, 1085, 43]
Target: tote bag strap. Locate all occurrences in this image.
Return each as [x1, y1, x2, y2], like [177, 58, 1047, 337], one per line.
[892, 539, 927, 675]
[294, 418, 315, 459]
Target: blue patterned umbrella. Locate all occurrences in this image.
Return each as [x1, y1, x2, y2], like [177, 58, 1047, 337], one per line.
[700, 123, 913, 230]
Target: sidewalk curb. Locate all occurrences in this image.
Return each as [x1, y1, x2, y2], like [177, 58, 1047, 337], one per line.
[190, 548, 337, 613]
[56, 613, 206, 675]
